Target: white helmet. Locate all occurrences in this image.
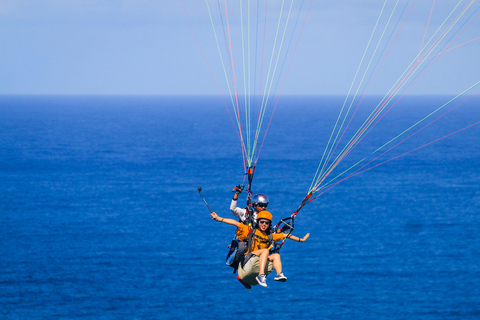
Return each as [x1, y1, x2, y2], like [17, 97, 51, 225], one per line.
[252, 194, 269, 208]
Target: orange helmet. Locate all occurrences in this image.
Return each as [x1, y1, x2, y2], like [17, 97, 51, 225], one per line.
[257, 210, 272, 222]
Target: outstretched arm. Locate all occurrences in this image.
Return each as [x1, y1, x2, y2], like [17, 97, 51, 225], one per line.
[211, 212, 240, 227]
[230, 198, 247, 221]
[286, 233, 310, 243]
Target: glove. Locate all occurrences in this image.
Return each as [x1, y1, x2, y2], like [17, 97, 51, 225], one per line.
[232, 184, 244, 194]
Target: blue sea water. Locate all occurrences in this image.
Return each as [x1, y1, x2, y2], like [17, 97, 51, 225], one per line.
[0, 95, 479, 319]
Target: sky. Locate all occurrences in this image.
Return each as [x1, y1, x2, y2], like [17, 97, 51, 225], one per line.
[1, 0, 479, 96]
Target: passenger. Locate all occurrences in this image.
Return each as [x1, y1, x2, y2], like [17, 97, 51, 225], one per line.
[230, 184, 268, 223]
[211, 210, 310, 288]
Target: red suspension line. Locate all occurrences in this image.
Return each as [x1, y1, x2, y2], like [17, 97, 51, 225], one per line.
[418, 0, 436, 62]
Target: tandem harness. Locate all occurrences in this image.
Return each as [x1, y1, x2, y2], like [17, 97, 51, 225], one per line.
[225, 228, 274, 273]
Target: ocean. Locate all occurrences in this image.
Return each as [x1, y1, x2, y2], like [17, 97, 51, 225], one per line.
[0, 95, 479, 319]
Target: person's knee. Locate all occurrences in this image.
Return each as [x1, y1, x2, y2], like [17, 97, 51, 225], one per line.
[259, 249, 269, 256]
[269, 253, 281, 261]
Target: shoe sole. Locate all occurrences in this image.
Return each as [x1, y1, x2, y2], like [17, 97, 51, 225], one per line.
[274, 277, 287, 282]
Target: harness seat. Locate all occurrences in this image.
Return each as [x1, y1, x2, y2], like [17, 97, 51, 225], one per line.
[237, 253, 273, 286]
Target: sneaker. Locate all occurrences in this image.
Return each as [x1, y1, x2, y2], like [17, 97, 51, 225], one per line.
[256, 274, 267, 287]
[274, 273, 287, 282]
[237, 276, 251, 290]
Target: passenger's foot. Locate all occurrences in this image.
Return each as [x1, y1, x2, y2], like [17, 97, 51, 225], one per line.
[237, 276, 251, 289]
[274, 273, 287, 282]
[256, 274, 267, 287]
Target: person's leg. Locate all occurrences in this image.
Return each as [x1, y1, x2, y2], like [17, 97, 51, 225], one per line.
[269, 253, 287, 282]
[268, 253, 282, 274]
[251, 249, 269, 275]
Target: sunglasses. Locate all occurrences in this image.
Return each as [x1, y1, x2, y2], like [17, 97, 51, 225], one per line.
[258, 220, 270, 225]
[255, 203, 268, 208]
